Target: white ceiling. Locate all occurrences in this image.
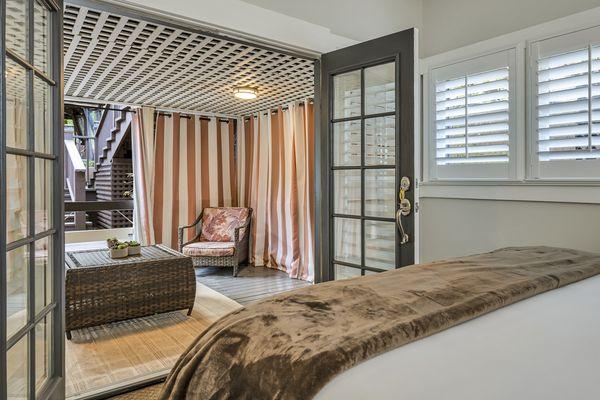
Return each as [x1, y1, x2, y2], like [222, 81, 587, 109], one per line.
[113, 0, 359, 54]
[63, 4, 315, 116]
[240, 0, 422, 43]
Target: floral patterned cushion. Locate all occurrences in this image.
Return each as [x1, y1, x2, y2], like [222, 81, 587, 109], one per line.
[182, 241, 235, 257]
[200, 207, 250, 242]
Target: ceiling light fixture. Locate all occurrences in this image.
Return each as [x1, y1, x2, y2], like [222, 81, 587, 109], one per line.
[233, 86, 258, 100]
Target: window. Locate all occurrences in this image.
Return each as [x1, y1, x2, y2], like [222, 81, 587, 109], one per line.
[531, 26, 600, 179]
[429, 49, 517, 180]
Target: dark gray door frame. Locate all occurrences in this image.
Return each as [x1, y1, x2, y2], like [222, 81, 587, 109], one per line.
[314, 29, 416, 283]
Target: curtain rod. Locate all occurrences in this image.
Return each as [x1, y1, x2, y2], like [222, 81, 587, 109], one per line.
[242, 101, 312, 120]
[65, 103, 137, 114]
[157, 112, 231, 123]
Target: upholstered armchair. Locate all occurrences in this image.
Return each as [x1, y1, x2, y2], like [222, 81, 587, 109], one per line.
[178, 207, 252, 276]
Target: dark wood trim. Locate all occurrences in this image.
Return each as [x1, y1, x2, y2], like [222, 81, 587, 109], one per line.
[65, 200, 134, 212]
[0, 0, 7, 395]
[53, 1, 67, 398]
[317, 29, 415, 283]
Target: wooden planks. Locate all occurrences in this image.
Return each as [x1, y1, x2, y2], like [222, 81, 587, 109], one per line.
[196, 266, 311, 305]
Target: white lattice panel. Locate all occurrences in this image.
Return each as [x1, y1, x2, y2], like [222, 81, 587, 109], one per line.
[63, 4, 315, 116]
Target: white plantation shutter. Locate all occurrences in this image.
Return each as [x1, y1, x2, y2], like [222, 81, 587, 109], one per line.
[532, 26, 600, 179]
[436, 68, 510, 164]
[430, 49, 516, 180]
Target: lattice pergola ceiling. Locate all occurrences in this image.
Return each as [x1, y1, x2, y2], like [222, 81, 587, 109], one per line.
[63, 4, 315, 116]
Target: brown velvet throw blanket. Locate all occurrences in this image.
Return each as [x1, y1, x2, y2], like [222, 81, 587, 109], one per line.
[160, 247, 600, 400]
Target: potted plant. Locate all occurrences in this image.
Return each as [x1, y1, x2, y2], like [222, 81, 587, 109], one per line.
[110, 242, 129, 259]
[128, 240, 141, 256]
[106, 237, 119, 249]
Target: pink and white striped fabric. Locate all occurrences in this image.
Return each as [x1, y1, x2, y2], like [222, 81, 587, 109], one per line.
[237, 101, 315, 281]
[134, 112, 238, 250]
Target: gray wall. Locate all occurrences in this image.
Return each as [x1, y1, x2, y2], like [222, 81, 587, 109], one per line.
[419, 199, 600, 262]
[421, 0, 600, 57]
[418, 1, 600, 262]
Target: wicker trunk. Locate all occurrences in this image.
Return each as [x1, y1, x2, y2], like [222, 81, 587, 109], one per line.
[65, 245, 195, 339]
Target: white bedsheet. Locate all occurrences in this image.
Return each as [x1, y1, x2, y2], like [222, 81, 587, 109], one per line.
[315, 274, 600, 400]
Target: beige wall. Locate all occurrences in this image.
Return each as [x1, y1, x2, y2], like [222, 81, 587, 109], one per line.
[421, 0, 600, 57]
[419, 198, 600, 262]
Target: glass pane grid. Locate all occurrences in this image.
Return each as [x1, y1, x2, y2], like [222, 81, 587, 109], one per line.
[331, 61, 397, 279]
[4, 0, 57, 397]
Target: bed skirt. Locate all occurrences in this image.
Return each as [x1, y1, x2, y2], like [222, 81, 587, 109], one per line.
[160, 246, 600, 400]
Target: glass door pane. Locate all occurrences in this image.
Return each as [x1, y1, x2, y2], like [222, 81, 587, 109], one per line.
[333, 70, 361, 119]
[7, 334, 29, 399]
[365, 116, 395, 165]
[330, 61, 398, 280]
[7, 246, 29, 338]
[365, 63, 395, 115]
[6, 0, 29, 58]
[333, 120, 361, 166]
[365, 220, 396, 270]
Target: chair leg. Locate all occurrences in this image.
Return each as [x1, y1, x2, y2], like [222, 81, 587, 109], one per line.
[66, 331, 72, 340]
[187, 306, 193, 316]
[233, 265, 239, 277]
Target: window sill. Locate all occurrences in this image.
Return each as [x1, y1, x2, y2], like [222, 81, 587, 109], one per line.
[418, 180, 600, 204]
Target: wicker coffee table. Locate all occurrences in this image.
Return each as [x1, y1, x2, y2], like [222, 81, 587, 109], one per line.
[65, 244, 195, 339]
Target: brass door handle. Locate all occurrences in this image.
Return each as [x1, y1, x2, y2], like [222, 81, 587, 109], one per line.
[396, 176, 411, 244]
[396, 207, 410, 244]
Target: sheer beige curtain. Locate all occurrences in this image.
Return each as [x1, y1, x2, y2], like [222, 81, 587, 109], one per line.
[237, 100, 315, 281]
[131, 106, 156, 245]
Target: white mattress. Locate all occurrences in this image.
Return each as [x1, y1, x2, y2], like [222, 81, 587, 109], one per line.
[315, 274, 600, 400]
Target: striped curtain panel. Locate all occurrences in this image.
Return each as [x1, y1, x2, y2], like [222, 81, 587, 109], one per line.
[131, 106, 156, 245]
[237, 100, 315, 281]
[145, 113, 238, 249]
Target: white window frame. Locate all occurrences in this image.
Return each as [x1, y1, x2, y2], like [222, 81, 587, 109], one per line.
[424, 46, 524, 182]
[528, 25, 600, 181]
[419, 6, 600, 204]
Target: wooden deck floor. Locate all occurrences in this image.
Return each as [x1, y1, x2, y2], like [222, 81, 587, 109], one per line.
[195, 266, 311, 305]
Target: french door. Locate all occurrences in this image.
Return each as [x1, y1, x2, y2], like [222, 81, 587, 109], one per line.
[2, 0, 65, 399]
[317, 29, 415, 282]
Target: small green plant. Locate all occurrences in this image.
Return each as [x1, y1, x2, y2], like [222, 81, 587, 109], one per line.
[129, 241, 140, 247]
[117, 243, 129, 250]
[107, 237, 119, 249]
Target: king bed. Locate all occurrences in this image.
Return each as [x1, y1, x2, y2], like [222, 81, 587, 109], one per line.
[159, 246, 600, 399]
[315, 273, 600, 399]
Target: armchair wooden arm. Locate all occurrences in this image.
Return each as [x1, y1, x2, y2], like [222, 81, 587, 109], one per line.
[234, 213, 252, 244]
[178, 211, 204, 252]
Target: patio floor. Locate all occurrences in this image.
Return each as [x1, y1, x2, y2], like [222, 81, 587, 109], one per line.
[196, 265, 311, 305]
[64, 242, 310, 398]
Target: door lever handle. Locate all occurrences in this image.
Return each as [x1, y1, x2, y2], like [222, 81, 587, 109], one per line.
[396, 200, 411, 244]
[396, 176, 411, 244]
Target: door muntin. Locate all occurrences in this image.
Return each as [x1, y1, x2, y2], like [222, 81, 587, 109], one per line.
[329, 58, 401, 280]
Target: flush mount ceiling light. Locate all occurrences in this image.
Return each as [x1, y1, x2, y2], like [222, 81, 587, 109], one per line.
[233, 86, 258, 100]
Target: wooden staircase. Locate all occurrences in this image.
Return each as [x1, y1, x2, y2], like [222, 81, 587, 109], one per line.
[92, 107, 134, 229]
[92, 107, 133, 187]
